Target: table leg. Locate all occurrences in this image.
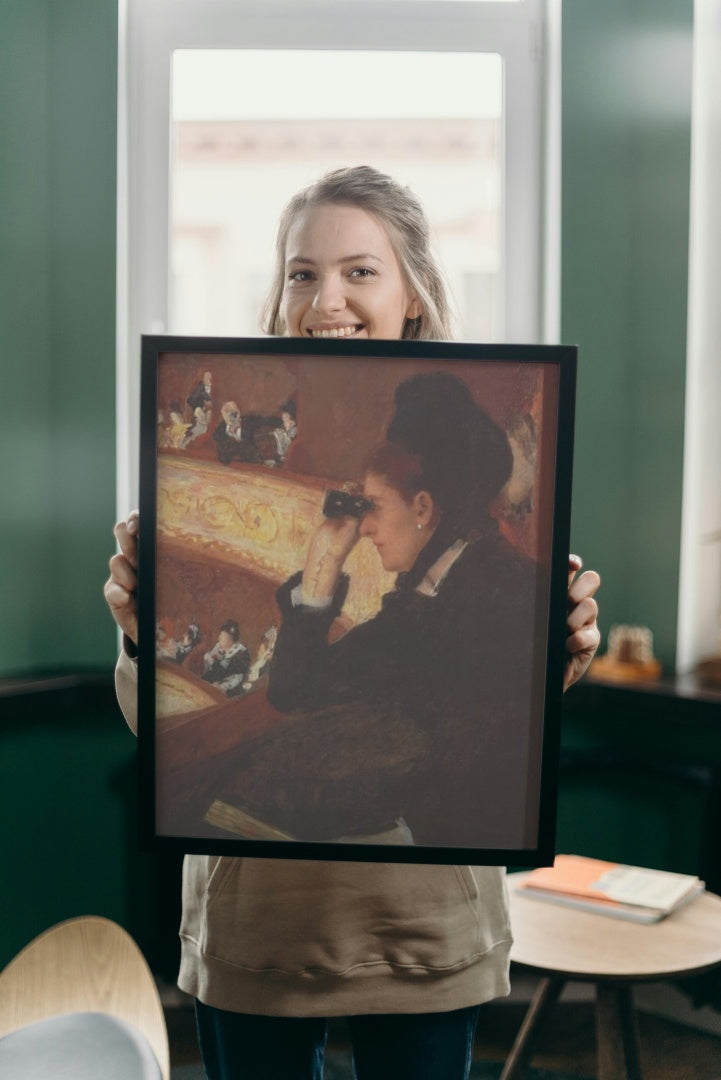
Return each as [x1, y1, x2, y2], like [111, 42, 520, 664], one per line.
[596, 982, 643, 1080]
[499, 976, 565, 1080]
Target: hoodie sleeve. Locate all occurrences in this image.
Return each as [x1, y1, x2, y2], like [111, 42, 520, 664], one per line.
[115, 646, 139, 736]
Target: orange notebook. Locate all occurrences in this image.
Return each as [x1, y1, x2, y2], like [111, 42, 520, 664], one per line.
[517, 854, 704, 923]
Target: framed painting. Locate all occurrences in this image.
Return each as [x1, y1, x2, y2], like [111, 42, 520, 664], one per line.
[137, 336, 576, 865]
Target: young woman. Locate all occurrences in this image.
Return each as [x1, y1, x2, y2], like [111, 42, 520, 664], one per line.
[106, 166, 600, 1080]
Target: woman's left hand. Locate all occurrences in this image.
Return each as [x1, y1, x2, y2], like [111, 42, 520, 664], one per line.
[564, 554, 601, 691]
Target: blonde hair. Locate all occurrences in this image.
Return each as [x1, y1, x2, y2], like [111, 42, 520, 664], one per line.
[261, 166, 454, 341]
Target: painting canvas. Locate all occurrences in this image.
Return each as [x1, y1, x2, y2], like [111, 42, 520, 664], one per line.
[137, 336, 576, 864]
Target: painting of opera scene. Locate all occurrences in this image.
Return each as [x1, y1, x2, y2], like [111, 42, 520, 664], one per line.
[151, 347, 562, 857]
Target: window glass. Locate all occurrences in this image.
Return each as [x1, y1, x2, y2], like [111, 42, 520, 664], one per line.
[170, 50, 503, 340]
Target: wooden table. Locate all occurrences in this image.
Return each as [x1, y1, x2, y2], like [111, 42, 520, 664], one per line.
[503, 873, 721, 1080]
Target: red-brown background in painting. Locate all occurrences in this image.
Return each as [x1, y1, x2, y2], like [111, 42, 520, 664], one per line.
[157, 350, 558, 563]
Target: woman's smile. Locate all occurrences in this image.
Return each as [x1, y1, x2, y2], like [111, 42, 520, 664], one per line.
[307, 323, 364, 339]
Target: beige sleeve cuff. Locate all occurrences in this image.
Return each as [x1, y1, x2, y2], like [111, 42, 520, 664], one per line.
[115, 647, 139, 736]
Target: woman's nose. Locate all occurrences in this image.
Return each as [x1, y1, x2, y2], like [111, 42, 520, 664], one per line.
[359, 513, 373, 537]
[312, 274, 345, 315]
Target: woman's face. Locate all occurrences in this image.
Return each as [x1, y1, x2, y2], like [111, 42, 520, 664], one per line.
[359, 473, 434, 573]
[281, 203, 421, 340]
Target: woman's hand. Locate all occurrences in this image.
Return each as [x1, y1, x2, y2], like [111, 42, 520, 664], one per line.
[103, 510, 139, 646]
[564, 554, 601, 691]
[301, 516, 360, 602]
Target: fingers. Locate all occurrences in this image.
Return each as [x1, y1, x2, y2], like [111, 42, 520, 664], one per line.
[103, 573, 139, 643]
[105, 511, 140, 644]
[566, 590, 599, 636]
[565, 558, 601, 688]
[107, 550, 137, 593]
[567, 553, 583, 586]
[113, 510, 139, 568]
[565, 622, 601, 658]
[103, 572, 135, 616]
[315, 516, 360, 559]
[568, 567, 601, 608]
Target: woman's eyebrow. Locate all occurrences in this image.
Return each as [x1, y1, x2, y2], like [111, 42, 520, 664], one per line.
[286, 253, 384, 266]
[339, 253, 384, 265]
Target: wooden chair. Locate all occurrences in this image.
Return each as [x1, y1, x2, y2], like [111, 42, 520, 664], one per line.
[0, 915, 169, 1079]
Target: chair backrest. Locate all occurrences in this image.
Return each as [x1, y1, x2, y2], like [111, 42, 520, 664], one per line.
[0, 915, 170, 1080]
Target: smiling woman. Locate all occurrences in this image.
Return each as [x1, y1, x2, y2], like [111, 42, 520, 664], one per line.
[108, 150, 597, 1080]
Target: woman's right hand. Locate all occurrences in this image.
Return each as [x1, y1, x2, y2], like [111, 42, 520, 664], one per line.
[301, 516, 360, 602]
[104, 510, 139, 646]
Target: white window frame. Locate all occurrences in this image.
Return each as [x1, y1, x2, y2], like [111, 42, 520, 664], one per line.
[117, 0, 558, 511]
[676, 0, 721, 674]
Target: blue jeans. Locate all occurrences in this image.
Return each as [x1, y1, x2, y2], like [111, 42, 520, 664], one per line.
[195, 1000, 481, 1080]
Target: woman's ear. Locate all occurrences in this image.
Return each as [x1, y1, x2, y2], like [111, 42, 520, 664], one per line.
[413, 490, 436, 527]
[406, 296, 423, 320]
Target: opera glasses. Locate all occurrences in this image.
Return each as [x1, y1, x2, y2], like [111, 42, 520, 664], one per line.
[322, 490, 374, 519]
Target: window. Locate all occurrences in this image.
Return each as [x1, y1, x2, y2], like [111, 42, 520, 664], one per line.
[118, 0, 556, 509]
[170, 49, 503, 340]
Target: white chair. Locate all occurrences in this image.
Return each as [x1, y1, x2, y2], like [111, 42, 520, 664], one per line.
[0, 915, 170, 1079]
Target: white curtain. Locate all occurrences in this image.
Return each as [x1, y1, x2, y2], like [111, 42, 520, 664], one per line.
[677, 0, 721, 672]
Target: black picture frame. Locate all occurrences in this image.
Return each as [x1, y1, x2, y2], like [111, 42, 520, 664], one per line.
[138, 335, 576, 865]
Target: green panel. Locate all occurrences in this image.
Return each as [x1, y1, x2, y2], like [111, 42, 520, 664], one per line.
[47, 0, 119, 668]
[558, 686, 721, 885]
[0, 689, 132, 966]
[562, 0, 693, 669]
[0, 0, 119, 674]
[556, 771, 707, 876]
[0, 684, 184, 977]
[0, 2, 55, 670]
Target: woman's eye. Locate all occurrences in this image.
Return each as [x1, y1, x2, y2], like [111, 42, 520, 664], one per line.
[288, 270, 313, 283]
[349, 267, 375, 279]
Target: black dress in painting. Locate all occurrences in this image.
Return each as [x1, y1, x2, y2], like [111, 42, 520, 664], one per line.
[228, 518, 545, 850]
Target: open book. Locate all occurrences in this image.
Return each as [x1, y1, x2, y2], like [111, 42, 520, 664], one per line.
[516, 854, 705, 923]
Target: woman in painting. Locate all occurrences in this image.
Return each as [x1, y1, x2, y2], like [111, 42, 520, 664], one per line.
[106, 166, 600, 1080]
[244, 370, 539, 848]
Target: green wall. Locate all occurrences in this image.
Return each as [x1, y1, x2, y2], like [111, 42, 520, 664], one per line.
[562, 0, 693, 669]
[0, 0, 118, 676]
[0, 0, 134, 972]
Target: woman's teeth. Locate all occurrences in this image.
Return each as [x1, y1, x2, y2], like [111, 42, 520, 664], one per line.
[310, 325, 360, 338]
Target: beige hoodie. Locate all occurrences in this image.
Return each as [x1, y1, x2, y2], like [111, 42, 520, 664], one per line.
[116, 650, 512, 1016]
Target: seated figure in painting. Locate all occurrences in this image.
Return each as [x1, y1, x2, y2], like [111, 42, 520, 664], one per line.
[187, 369, 212, 413]
[242, 626, 279, 691]
[155, 620, 201, 664]
[269, 399, 298, 464]
[159, 401, 191, 450]
[221, 373, 541, 849]
[202, 620, 250, 698]
[155, 619, 177, 660]
[184, 405, 211, 447]
[211, 401, 273, 466]
[172, 622, 202, 664]
[213, 397, 299, 468]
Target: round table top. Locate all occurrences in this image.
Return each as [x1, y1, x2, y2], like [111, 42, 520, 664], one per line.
[508, 871, 721, 981]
